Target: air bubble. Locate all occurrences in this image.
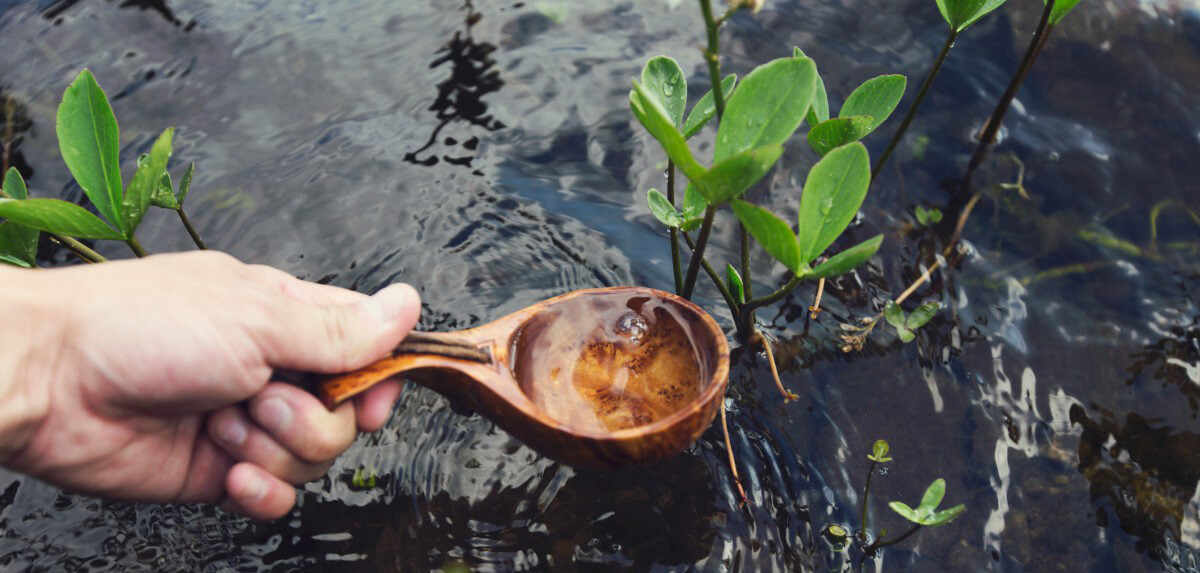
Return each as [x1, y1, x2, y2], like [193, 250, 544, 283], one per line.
[614, 312, 650, 346]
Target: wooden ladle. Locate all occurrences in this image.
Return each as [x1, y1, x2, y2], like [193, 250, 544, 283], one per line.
[312, 286, 729, 468]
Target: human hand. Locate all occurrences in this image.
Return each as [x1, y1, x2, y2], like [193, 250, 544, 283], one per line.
[0, 251, 420, 520]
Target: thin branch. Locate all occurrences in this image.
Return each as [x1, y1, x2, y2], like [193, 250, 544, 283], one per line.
[872, 30, 958, 180]
[752, 331, 795, 401]
[684, 231, 747, 335]
[720, 402, 749, 506]
[681, 206, 717, 299]
[176, 208, 208, 250]
[125, 237, 149, 258]
[667, 163, 682, 294]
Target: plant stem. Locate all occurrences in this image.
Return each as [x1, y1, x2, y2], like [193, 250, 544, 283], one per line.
[667, 163, 683, 294]
[176, 207, 208, 250]
[740, 272, 804, 326]
[867, 524, 923, 551]
[740, 225, 753, 326]
[966, 0, 1056, 178]
[872, 29, 958, 180]
[859, 460, 878, 542]
[683, 231, 747, 335]
[699, 0, 728, 121]
[681, 206, 716, 299]
[1, 95, 14, 175]
[126, 237, 149, 258]
[752, 331, 795, 401]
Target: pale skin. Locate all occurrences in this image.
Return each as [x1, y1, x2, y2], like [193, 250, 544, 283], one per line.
[0, 251, 421, 520]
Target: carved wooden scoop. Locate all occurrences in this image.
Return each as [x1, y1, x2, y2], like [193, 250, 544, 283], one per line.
[314, 286, 729, 468]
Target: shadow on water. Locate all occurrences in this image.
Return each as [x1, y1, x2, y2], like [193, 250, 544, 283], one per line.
[0, 0, 1198, 571]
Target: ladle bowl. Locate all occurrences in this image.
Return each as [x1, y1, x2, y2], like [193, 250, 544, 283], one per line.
[316, 286, 730, 468]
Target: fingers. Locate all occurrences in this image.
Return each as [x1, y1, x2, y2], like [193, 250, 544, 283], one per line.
[207, 404, 337, 484]
[221, 463, 298, 520]
[255, 283, 422, 373]
[353, 379, 403, 432]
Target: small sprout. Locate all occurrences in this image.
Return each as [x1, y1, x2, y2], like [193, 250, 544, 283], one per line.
[888, 478, 966, 526]
[914, 205, 942, 226]
[351, 467, 378, 489]
[823, 523, 850, 550]
[883, 300, 940, 343]
[868, 439, 892, 463]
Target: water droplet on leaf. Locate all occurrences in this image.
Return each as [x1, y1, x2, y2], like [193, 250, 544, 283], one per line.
[819, 197, 834, 216]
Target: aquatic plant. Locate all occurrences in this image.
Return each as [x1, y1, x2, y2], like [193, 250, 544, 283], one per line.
[0, 69, 205, 266]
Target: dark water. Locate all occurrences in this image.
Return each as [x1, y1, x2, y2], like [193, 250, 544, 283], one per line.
[1, 0, 1199, 570]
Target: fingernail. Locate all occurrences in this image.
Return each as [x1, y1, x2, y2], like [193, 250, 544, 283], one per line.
[256, 397, 293, 432]
[363, 283, 419, 325]
[239, 471, 267, 503]
[215, 415, 248, 446]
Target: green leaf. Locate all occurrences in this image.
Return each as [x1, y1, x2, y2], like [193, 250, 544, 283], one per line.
[936, 0, 1007, 33]
[793, 47, 829, 127]
[918, 479, 947, 514]
[868, 439, 892, 463]
[647, 188, 682, 228]
[906, 301, 940, 329]
[683, 74, 737, 139]
[839, 74, 906, 133]
[915, 205, 942, 225]
[151, 172, 180, 210]
[715, 57, 817, 162]
[692, 144, 784, 204]
[680, 184, 706, 231]
[889, 501, 921, 524]
[928, 504, 967, 526]
[1046, 0, 1081, 25]
[730, 199, 803, 274]
[0, 220, 39, 266]
[3, 167, 28, 200]
[177, 162, 195, 204]
[795, 142, 871, 263]
[630, 81, 706, 181]
[725, 264, 745, 304]
[884, 300, 914, 342]
[123, 128, 173, 234]
[56, 69, 123, 228]
[640, 56, 687, 129]
[0, 198, 123, 240]
[0, 253, 31, 268]
[811, 234, 882, 278]
[807, 116, 874, 156]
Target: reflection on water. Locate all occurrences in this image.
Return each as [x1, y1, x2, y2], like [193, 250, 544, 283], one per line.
[0, 0, 1197, 570]
[403, 0, 505, 172]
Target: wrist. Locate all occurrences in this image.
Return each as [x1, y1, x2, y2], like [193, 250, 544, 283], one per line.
[0, 267, 55, 466]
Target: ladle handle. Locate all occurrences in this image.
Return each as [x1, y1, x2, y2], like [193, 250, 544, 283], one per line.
[275, 331, 493, 407]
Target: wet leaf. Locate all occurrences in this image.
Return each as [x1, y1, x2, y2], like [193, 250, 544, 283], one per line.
[3, 167, 28, 200]
[1046, 0, 1081, 25]
[680, 184, 706, 231]
[868, 439, 892, 463]
[631, 81, 705, 181]
[177, 162, 195, 204]
[641, 56, 687, 129]
[647, 188, 682, 228]
[807, 116, 874, 156]
[793, 47, 829, 127]
[918, 478, 947, 515]
[683, 74, 737, 139]
[0, 253, 30, 268]
[884, 300, 915, 342]
[928, 504, 966, 526]
[725, 264, 745, 303]
[810, 234, 882, 278]
[936, 0, 1007, 33]
[123, 128, 173, 234]
[839, 74, 906, 133]
[889, 501, 921, 524]
[906, 301, 940, 329]
[0, 198, 123, 240]
[795, 142, 871, 263]
[715, 56, 817, 162]
[730, 199, 804, 274]
[56, 69, 123, 229]
[915, 205, 943, 225]
[692, 144, 784, 204]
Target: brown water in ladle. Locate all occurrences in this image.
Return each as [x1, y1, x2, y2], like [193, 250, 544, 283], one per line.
[312, 287, 729, 468]
[511, 294, 703, 433]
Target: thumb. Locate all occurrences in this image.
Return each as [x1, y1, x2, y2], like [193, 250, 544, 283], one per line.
[258, 283, 421, 372]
